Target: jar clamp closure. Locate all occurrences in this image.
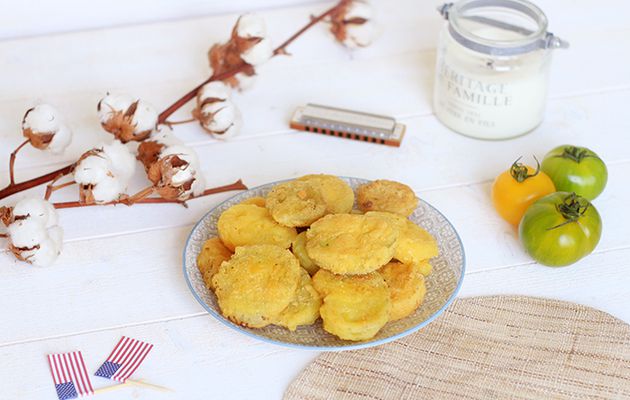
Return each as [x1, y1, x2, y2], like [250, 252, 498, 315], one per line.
[433, 0, 568, 140]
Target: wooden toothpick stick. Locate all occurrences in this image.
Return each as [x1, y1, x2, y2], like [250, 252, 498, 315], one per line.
[92, 379, 173, 395]
[126, 379, 173, 392]
[92, 381, 132, 395]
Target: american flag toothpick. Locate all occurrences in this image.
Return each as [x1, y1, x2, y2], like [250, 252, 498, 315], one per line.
[94, 336, 154, 382]
[47, 351, 94, 400]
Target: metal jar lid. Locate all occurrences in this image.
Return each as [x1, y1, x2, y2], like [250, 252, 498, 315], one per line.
[438, 0, 569, 56]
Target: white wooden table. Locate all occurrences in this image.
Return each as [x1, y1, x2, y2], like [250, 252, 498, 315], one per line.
[1, 0, 629, 398]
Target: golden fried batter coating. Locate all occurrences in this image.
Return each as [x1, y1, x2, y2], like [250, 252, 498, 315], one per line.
[365, 211, 407, 231]
[292, 231, 319, 275]
[266, 181, 327, 227]
[357, 180, 418, 217]
[239, 196, 266, 207]
[378, 261, 426, 321]
[312, 270, 391, 341]
[366, 211, 438, 273]
[212, 245, 302, 328]
[217, 204, 297, 251]
[297, 174, 354, 214]
[197, 237, 233, 291]
[306, 214, 398, 275]
[396, 220, 439, 270]
[275, 270, 322, 331]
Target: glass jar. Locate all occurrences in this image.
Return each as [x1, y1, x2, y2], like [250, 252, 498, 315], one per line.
[433, 0, 568, 140]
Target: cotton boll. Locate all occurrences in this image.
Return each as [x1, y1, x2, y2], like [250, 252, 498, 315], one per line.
[241, 37, 273, 66]
[344, 20, 376, 48]
[5, 198, 63, 267]
[73, 141, 137, 204]
[136, 126, 182, 173]
[198, 81, 232, 102]
[73, 154, 111, 185]
[27, 226, 63, 267]
[47, 225, 63, 249]
[22, 104, 73, 153]
[22, 104, 62, 132]
[98, 93, 133, 123]
[195, 82, 239, 133]
[214, 101, 241, 134]
[150, 144, 205, 201]
[150, 126, 183, 147]
[212, 110, 242, 140]
[234, 73, 257, 90]
[160, 145, 201, 170]
[159, 146, 197, 187]
[132, 100, 159, 134]
[90, 175, 124, 203]
[195, 95, 242, 139]
[97, 93, 158, 142]
[171, 169, 195, 187]
[330, 0, 377, 49]
[237, 14, 267, 39]
[101, 140, 136, 183]
[12, 198, 58, 228]
[47, 124, 73, 154]
[8, 219, 48, 248]
[21, 232, 62, 267]
[208, 14, 270, 90]
[200, 100, 241, 133]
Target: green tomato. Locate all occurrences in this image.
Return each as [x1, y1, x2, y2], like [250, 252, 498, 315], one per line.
[519, 192, 602, 267]
[541, 145, 607, 200]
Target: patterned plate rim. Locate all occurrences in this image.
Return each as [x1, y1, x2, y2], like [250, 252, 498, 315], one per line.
[182, 177, 466, 351]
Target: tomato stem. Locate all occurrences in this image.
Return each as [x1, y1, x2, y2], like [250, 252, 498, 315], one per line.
[510, 156, 540, 183]
[557, 146, 597, 163]
[548, 193, 590, 230]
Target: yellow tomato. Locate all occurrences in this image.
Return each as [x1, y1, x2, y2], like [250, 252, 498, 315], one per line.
[492, 158, 556, 226]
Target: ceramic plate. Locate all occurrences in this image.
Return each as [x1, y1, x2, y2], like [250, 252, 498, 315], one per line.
[183, 177, 465, 351]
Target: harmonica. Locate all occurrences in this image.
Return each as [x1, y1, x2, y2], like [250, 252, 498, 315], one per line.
[290, 104, 405, 147]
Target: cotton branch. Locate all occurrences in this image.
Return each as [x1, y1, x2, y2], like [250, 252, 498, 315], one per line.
[0, 1, 348, 202]
[0, 164, 74, 201]
[8, 140, 29, 185]
[157, 2, 343, 124]
[52, 179, 247, 209]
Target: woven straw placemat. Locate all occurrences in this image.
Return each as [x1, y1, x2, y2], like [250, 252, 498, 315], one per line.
[284, 296, 630, 400]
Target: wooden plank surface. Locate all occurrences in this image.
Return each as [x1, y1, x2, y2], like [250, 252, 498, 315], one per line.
[1, 0, 629, 398]
[0, 0, 325, 40]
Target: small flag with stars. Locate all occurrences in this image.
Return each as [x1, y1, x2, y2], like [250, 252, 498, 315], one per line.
[47, 351, 94, 399]
[94, 336, 154, 382]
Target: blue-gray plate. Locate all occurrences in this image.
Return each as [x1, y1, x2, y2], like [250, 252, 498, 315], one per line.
[183, 177, 465, 351]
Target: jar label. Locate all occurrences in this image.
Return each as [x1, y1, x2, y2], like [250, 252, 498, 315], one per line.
[440, 63, 513, 107]
[434, 56, 548, 139]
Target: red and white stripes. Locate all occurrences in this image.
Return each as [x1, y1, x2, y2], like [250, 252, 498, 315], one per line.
[107, 336, 154, 382]
[47, 351, 94, 396]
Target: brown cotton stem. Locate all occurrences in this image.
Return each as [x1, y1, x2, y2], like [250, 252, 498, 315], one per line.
[164, 118, 198, 128]
[157, 64, 250, 124]
[53, 179, 247, 209]
[192, 179, 247, 198]
[8, 140, 30, 186]
[45, 180, 76, 201]
[53, 197, 184, 209]
[121, 186, 156, 205]
[157, 2, 341, 124]
[273, 5, 339, 55]
[0, 164, 75, 201]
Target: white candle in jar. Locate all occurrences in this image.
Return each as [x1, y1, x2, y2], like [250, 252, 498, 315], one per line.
[433, 0, 568, 140]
